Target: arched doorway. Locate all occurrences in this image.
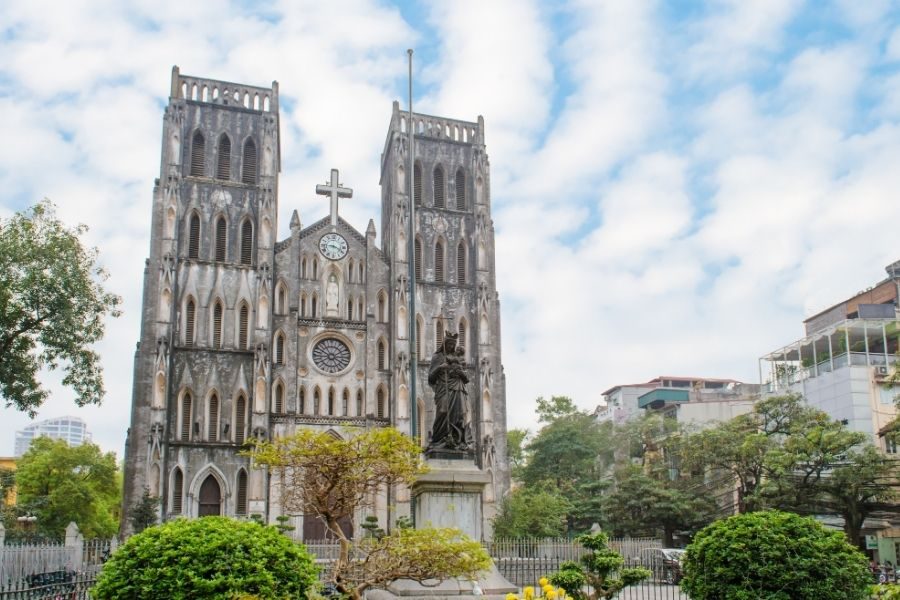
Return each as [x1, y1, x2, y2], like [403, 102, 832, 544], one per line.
[198, 475, 222, 516]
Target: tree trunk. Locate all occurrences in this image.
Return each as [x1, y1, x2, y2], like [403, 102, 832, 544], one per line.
[843, 509, 865, 549]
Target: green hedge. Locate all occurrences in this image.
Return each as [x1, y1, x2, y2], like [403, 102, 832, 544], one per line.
[93, 517, 318, 599]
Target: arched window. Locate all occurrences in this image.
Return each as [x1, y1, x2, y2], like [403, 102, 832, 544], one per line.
[312, 258, 318, 280]
[276, 283, 287, 315]
[208, 393, 219, 442]
[301, 257, 307, 279]
[416, 315, 424, 358]
[275, 332, 285, 365]
[212, 300, 223, 348]
[216, 134, 231, 180]
[185, 298, 196, 346]
[238, 303, 249, 349]
[235, 394, 247, 444]
[328, 387, 335, 416]
[435, 320, 444, 351]
[414, 238, 422, 280]
[172, 468, 184, 514]
[378, 339, 386, 370]
[457, 241, 466, 284]
[188, 213, 200, 259]
[180, 391, 192, 441]
[236, 470, 248, 515]
[347, 297, 354, 320]
[190, 131, 205, 177]
[214, 216, 227, 262]
[242, 139, 257, 184]
[348, 259, 355, 283]
[413, 162, 422, 205]
[458, 319, 467, 358]
[300, 292, 307, 317]
[433, 165, 445, 208]
[377, 291, 386, 322]
[377, 388, 386, 419]
[342, 389, 349, 416]
[357, 298, 364, 322]
[455, 168, 466, 210]
[299, 386, 306, 414]
[240, 219, 253, 265]
[356, 390, 363, 416]
[198, 474, 222, 517]
[311, 294, 318, 318]
[358, 263, 364, 283]
[314, 387, 321, 415]
[435, 241, 444, 282]
[273, 382, 284, 413]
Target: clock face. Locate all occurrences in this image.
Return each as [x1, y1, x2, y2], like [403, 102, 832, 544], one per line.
[319, 233, 348, 260]
[312, 338, 352, 373]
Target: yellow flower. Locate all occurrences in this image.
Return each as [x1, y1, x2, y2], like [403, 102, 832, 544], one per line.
[558, 588, 566, 600]
[539, 577, 549, 587]
[524, 586, 535, 600]
[547, 591, 558, 600]
[506, 594, 519, 600]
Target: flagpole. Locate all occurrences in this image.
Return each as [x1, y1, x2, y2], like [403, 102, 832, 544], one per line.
[406, 48, 419, 526]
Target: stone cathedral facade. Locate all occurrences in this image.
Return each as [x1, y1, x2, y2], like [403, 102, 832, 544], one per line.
[122, 67, 510, 539]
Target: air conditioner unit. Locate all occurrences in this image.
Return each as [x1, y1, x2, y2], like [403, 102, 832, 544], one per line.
[876, 366, 889, 376]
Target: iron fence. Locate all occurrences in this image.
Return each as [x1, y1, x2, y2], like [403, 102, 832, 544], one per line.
[0, 573, 96, 599]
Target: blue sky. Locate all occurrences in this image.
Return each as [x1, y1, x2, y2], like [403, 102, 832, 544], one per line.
[2, 0, 900, 455]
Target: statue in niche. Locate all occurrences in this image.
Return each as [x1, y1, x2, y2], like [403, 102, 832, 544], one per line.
[427, 331, 473, 455]
[325, 273, 339, 317]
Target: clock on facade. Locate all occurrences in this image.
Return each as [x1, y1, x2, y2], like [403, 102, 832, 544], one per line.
[311, 338, 352, 373]
[319, 233, 348, 260]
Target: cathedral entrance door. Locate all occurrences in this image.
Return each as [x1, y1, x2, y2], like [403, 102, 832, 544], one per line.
[198, 475, 222, 516]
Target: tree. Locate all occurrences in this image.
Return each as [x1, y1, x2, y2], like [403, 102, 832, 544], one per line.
[535, 395, 580, 423]
[0, 200, 121, 414]
[129, 487, 158, 534]
[506, 428, 528, 480]
[15, 437, 120, 538]
[492, 486, 572, 538]
[680, 510, 871, 600]
[247, 428, 491, 600]
[548, 531, 650, 600]
[93, 517, 318, 600]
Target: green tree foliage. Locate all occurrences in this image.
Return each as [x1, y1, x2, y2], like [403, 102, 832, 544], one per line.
[128, 487, 158, 534]
[536, 396, 580, 422]
[0, 467, 14, 505]
[93, 517, 318, 600]
[549, 531, 650, 600]
[15, 437, 119, 538]
[0, 200, 121, 414]
[506, 428, 528, 480]
[492, 486, 572, 538]
[681, 511, 871, 600]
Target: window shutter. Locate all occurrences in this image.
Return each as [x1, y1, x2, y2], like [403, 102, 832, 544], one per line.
[236, 471, 248, 515]
[213, 302, 222, 348]
[377, 388, 386, 419]
[190, 131, 205, 177]
[208, 394, 219, 442]
[185, 300, 195, 346]
[216, 135, 231, 180]
[413, 163, 422, 205]
[235, 395, 246, 444]
[242, 139, 257, 184]
[435, 242, 444, 282]
[215, 218, 226, 262]
[274, 384, 283, 413]
[181, 393, 192, 440]
[414, 239, 422, 280]
[188, 214, 200, 259]
[240, 220, 253, 265]
[239, 304, 249, 349]
[378, 341, 385, 370]
[433, 166, 445, 208]
[456, 168, 466, 210]
[172, 469, 184, 514]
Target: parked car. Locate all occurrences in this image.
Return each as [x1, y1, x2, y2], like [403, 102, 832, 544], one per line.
[640, 548, 686, 584]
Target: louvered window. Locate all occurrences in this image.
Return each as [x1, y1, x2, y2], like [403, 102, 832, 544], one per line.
[435, 242, 444, 282]
[377, 388, 386, 419]
[172, 468, 184, 514]
[433, 166, 445, 208]
[236, 471, 248, 515]
[456, 168, 466, 210]
[457, 241, 466, 284]
[215, 217, 226, 262]
[239, 304, 249, 349]
[275, 333, 284, 365]
[188, 214, 200, 259]
[356, 390, 363, 416]
[212, 301, 223, 348]
[181, 393, 192, 440]
[413, 163, 422, 205]
[458, 321, 466, 356]
[414, 239, 422, 280]
[185, 299, 196, 346]
[436, 322, 444, 351]
[208, 394, 219, 442]
[378, 340, 386, 370]
[274, 383, 283, 413]
[342, 389, 349, 416]
[240, 220, 253, 265]
[242, 139, 257, 184]
[216, 135, 231, 180]
[235, 395, 246, 444]
[190, 131, 205, 177]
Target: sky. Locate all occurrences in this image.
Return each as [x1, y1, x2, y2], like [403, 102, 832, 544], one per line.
[2, 0, 900, 458]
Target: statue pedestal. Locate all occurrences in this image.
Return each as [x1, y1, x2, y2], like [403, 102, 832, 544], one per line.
[412, 458, 490, 540]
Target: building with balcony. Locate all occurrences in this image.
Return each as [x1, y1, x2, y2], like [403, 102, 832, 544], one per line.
[13, 417, 93, 457]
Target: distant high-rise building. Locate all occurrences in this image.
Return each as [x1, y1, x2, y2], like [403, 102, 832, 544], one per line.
[14, 416, 93, 457]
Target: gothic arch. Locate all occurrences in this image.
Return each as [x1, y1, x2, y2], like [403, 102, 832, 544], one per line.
[275, 280, 288, 315]
[301, 256, 308, 279]
[434, 238, 445, 283]
[455, 167, 466, 210]
[274, 330, 286, 365]
[148, 463, 161, 497]
[153, 371, 166, 409]
[210, 298, 224, 348]
[348, 258, 355, 283]
[414, 237, 423, 280]
[242, 138, 258, 185]
[413, 161, 423, 206]
[300, 292, 308, 317]
[178, 389, 193, 441]
[328, 386, 336, 416]
[477, 241, 486, 270]
[189, 465, 228, 517]
[398, 385, 409, 419]
[187, 210, 201, 259]
[416, 314, 425, 358]
[482, 390, 492, 422]
[236, 301, 250, 349]
[165, 207, 176, 239]
[356, 389, 364, 417]
[233, 392, 248, 444]
[325, 429, 343, 440]
[342, 388, 350, 416]
[480, 313, 490, 345]
[159, 287, 172, 319]
[170, 466, 185, 515]
[377, 290, 387, 322]
[376, 385, 388, 419]
[190, 130, 205, 177]
[272, 378, 285, 413]
[456, 240, 467, 284]
[183, 295, 197, 346]
[457, 317, 468, 360]
[435, 318, 445, 352]
[257, 295, 269, 329]
[357, 297, 363, 322]
[396, 163, 405, 190]
[377, 337, 387, 371]
[433, 164, 445, 208]
[398, 306, 408, 339]
[206, 390, 220, 442]
[298, 385, 306, 414]
[260, 216, 272, 248]
[239, 217, 254, 265]
[235, 469, 249, 516]
[216, 133, 231, 180]
[214, 214, 227, 262]
[313, 386, 322, 415]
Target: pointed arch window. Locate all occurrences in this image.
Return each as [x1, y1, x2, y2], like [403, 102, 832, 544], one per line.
[172, 468, 184, 514]
[416, 315, 424, 358]
[214, 216, 227, 262]
[347, 297, 354, 320]
[212, 300, 223, 348]
[312, 259, 318, 280]
[188, 213, 200, 259]
[276, 284, 287, 315]
[180, 391, 192, 441]
[238, 303, 249, 349]
[299, 386, 306, 414]
[328, 387, 335, 416]
[242, 139, 258, 185]
[348, 259, 355, 283]
[240, 219, 253, 265]
[377, 292, 386, 322]
[358, 263, 364, 283]
[274, 382, 284, 413]
[301, 257, 307, 279]
[275, 332, 285, 365]
[435, 241, 444, 282]
[236, 470, 248, 515]
[198, 475, 222, 516]
[342, 389, 350, 416]
[235, 394, 247, 444]
[414, 238, 422, 280]
[216, 134, 231, 180]
[455, 168, 466, 210]
[314, 388, 321, 415]
[311, 294, 318, 318]
[378, 339, 386, 370]
[433, 165, 445, 208]
[190, 131, 205, 177]
[457, 241, 466, 284]
[458, 319, 467, 358]
[413, 162, 422, 206]
[300, 293, 308, 317]
[357, 298, 364, 322]
[185, 299, 196, 347]
[356, 390, 363, 417]
[208, 393, 219, 442]
[377, 388, 386, 419]
[435, 320, 444, 352]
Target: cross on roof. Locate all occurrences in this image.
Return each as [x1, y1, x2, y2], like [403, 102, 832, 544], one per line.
[316, 168, 353, 228]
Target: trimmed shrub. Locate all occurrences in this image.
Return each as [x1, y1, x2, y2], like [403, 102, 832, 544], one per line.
[93, 517, 318, 599]
[681, 510, 871, 600]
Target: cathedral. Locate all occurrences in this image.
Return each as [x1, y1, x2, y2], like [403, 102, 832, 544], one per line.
[122, 67, 510, 539]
